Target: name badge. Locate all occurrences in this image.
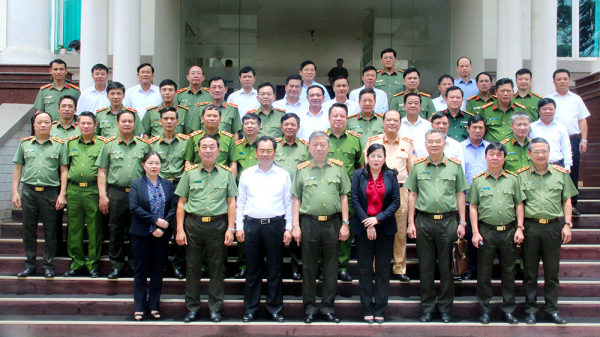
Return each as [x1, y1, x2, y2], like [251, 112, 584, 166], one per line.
[307, 177, 316, 180]
[376, 80, 383, 83]
[193, 180, 202, 183]
[481, 187, 490, 191]
[113, 151, 122, 154]
[524, 181, 534, 185]
[101, 120, 110, 124]
[71, 149, 78, 152]
[45, 96, 53, 99]
[25, 149, 34, 153]
[489, 118, 498, 121]
[508, 152, 516, 155]
[420, 171, 429, 175]
[239, 151, 245, 155]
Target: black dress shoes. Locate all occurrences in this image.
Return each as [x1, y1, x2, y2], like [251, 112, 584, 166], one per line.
[271, 313, 285, 323]
[292, 272, 302, 281]
[44, 269, 55, 278]
[338, 271, 352, 282]
[89, 270, 100, 278]
[234, 269, 246, 279]
[503, 312, 518, 324]
[397, 274, 411, 282]
[525, 313, 536, 324]
[545, 313, 567, 324]
[323, 313, 340, 323]
[63, 269, 81, 277]
[304, 313, 316, 323]
[420, 312, 433, 322]
[210, 310, 222, 323]
[374, 317, 384, 324]
[317, 273, 324, 281]
[17, 268, 36, 278]
[440, 312, 452, 323]
[107, 269, 121, 279]
[242, 313, 255, 323]
[479, 313, 490, 324]
[173, 269, 185, 279]
[183, 311, 198, 323]
[364, 316, 374, 324]
[463, 270, 476, 280]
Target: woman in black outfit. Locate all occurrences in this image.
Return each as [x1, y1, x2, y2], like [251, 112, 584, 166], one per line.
[129, 151, 177, 320]
[351, 144, 400, 324]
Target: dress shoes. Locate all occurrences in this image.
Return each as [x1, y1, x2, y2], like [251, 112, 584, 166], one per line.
[304, 313, 316, 323]
[107, 269, 121, 279]
[397, 274, 411, 282]
[292, 272, 302, 281]
[364, 316, 374, 324]
[322, 313, 340, 323]
[374, 317, 384, 324]
[420, 312, 433, 322]
[338, 271, 352, 282]
[17, 268, 36, 278]
[317, 273, 324, 281]
[271, 313, 285, 323]
[234, 269, 246, 279]
[44, 269, 55, 278]
[63, 269, 82, 277]
[463, 270, 476, 280]
[173, 269, 186, 279]
[183, 311, 198, 323]
[479, 313, 490, 324]
[525, 313, 537, 324]
[440, 312, 452, 323]
[503, 312, 519, 324]
[88, 270, 100, 278]
[545, 313, 567, 324]
[242, 313, 255, 323]
[210, 310, 222, 323]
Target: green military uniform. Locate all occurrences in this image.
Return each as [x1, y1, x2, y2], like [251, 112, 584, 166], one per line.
[175, 163, 238, 312]
[183, 129, 236, 166]
[465, 94, 496, 115]
[404, 155, 469, 314]
[65, 135, 108, 272]
[375, 69, 405, 104]
[189, 101, 242, 136]
[389, 91, 436, 119]
[13, 135, 68, 271]
[290, 159, 352, 315]
[141, 104, 190, 137]
[95, 107, 144, 138]
[234, 137, 259, 178]
[174, 86, 211, 109]
[274, 137, 310, 177]
[50, 120, 80, 140]
[512, 91, 542, 122]
[519, 164, 578, 316]
[96, 136, 149, 270]
[467, 170, 526, 315]
[477, 101, 526, 142]
[346, 112, 385, 147]
[443, 109, 474, 142]
[248, 107, 286, 139]
[502, 137, 532, 173]
[33, 83, 81, 121]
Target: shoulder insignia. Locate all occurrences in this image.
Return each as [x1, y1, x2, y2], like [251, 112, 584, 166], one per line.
[177, 104, 189, 110]
[227, 102, 238, 108]
[125, 107, 137, 112]
[481, 102, 494, 109]
[236, 139, 245, 145]
[96, 107, 108, 113]
[329, 158, 344, 167]
[472, 172, 486, 180]
[52, 121, 58, 125]
[274, 107, 286, 112]
[184, 164, 198, 172]
[506, 170, 518, 177]
[52, 137, 65, 144]
[516, 166, 530, 174]
[398, 69, 404, 73]
[368, 134, 382, 142]
[297, 161, 311, 170]
[414, 157, 427, 164]
[448, 157, 461, 165]
[376, 113, 384, 118]
[203, 87, 210, 91]
[97, 136, 112, 143]
[299, 138, 309, 145]
[419, 92, 431, 98]
[146, 105, 158, 111]
[67, 84, 80, 90]
[20, 136, 34, 142]
[220, 131, 234, 138]
[66, 135, 79, 142]
[147, 136, 161, 144]
[219, 164, 232, 172]
[348, 130, 361, 138]
[467, 95, 478, 101]
[40, 83, 52, 90]
[176, 87, 188, 94]
[347, 113, 359, 119]
[177, 133, 190, 140]
[514, 102, 526, 109]
[464, 111, 474, 116]
[492, 95, 497, 99]
[532, 92, 543, 99]
[188, 129, 203, 137]
[552, 164, 569, 173]
[196, 102, 210, 106]
[276, 138, 283, 142]
[248, 108, 260, 114]
[501, 138, 510, 144]
[135, 135, 150, 144]
[393, 91, 404, 97]
[401, 136, 413, 144]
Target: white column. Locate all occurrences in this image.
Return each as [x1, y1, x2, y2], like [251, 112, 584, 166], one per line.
[531, 0, 558, 95]
[79, 0, 109, 90]
[112, 0, 141, 89]
[497, 0, 523, 80]
[0, 0, 54, 64]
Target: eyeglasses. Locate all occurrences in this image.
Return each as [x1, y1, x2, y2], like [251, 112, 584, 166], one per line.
[368, 154, 384, 159]
[426, 139, 444, 145]
[257, 149, 274, 154]
[531, 150, 549, 155]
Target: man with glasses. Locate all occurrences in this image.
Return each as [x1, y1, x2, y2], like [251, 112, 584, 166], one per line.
[375, 48, 405, 103]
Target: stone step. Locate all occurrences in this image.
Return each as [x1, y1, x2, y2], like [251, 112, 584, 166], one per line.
[577, 187, 600, 200]
[573, 199, 600, 214]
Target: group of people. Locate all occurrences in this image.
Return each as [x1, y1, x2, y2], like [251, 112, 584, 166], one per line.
[11, 48, 588, 324]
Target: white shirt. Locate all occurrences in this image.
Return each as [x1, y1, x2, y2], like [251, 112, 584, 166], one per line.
[76, 85, 109, 114]
[432, 96, 447, 112]
[123, 84, 162, 119]
[545, 90, 590, 135]
[529, 119, 573, 170]
[297, 107, 331, 141]
[273, 98, 308, 114]
[298, 81, 331, 104]
[227, 88, 260, 118]
[235, 164, 293, 231]
[415, 136, 466, 174]
[322, 98, 360, 116]
[399, 116, 432, 143]
[348, 86, 389, 114]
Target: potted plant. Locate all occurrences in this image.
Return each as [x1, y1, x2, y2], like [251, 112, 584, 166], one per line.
[57, 44, 67, 55]
[68, 40, 80, 55]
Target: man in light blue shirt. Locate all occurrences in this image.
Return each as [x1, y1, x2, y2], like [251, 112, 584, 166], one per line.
[455, 57, 479, 110]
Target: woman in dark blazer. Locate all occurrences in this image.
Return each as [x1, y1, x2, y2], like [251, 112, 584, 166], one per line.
[129, 151, 177, 321]
[351, 143, 400, 324]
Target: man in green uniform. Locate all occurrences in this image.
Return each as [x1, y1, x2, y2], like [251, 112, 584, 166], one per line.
[501, 112, 532, 173]
[142, 79, 190, 138]
[291, 130, 351, 324]
[465, 72, 495, 115]
[519, 137, 578, 325]
[33, 59, 80, 121]
[95, 82, 144, 138]
[188, 77, 242, 138]
[513, 68, 542, 121]
[442, 86, 474, 141]
[96, 110, 149, 279]
[175, 135, 237, 323]
[406, 129, 469, 323]
[12, 112, 68, 278]
[63, 112, 108, 278]
[174, 65, 211, 109]
[147, 107, 189, 279]
[478, 78, 526, 142]
[347, 88, 385, 146]
[389, 68, 436, 119]
[468, 142, 526, 324]
[248, 82, 286, 139]
[50, 95, 80, 139]
[375, 48, 405, 103]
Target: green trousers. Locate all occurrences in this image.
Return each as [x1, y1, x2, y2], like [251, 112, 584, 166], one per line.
[66, 184, 103, 271]
[21, 184, 59, 270]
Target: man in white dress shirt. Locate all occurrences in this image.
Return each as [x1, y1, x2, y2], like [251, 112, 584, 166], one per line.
[297, 60, 331, 103]
[236, 135, 293, 323]
[227, 66, 260, 118]
[399, 93, 432, 144]
[297, 86, 330, 141]
[432, 75, 454, 112]
[349, 66, 389, 114]
[77, 63, 110, 114]
[454, 57, 478, 108]
[546, 69, 590, 215]
[322, 76, 360, 116]
[529, 98, 573, 170]
[416, 112, 465, 172]
[123, 63, 162, 120]
[273, 75, 307, 114]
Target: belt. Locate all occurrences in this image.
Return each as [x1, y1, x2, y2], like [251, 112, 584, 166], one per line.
[69, 180, 97, 187]
[167, 178, 181, 184]
[245, 215, 284, 224]
[109, 184, 130, 193]
[482, 221, 514, 231]
[188, 213, 226, 223]
[549, 159, 564, 167]
[24, 183, 58, 192]
[526, 217, 559, 224]
[304, 213, 340, 221]
[417, 210, 457, 220]
[569, 133, 581, 139]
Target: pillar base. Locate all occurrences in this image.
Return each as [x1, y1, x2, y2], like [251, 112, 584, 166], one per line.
[0, 46, 55, 65]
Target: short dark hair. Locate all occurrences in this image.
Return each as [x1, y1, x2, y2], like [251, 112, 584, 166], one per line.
[159, 106, 178, 119]
[515, 68, 532, 78]
[528, 137, 550, 152]
[239, 66, 256, 76]
[380, 48, 397, 58]
[300, 60, 316, 71]
[256, 135, 277, 150]
[107, 81, 126, 94]
[332, 76, 348, 85]
[285, 75, 303, 86]
[137, 63, 154, 73]
[537, 97, 556, 110]
[495, 78, 514, 89]
[476, 72, 492, 83]
[159, 79, 177, 91]
[242, 112, 261, 125]
[329, 103, 348, 116]
[78, 111, 97, 124]
[307, 85, 324, 95]
[467, 114, 486, 128]
[362, 66, 377, 76]
[199, 134, 220, 148]
[281, 112, 300, 125]
[359, 88, 376, 101]
[444, 86, 464, 98]
[485, 142, 507, 157]
[58, 95, 77, 109]
[116, 109, 135, 121]
[32, 111, 52, 124]
[437, 74, 454, 85]
[403, 67, 420, 79]
[257, 82, 275, 93]
[430, 111, 449, 124]
[202, 105, 222, 117]
[91, 63, 109, 74]
[208, 77, 225, 87]
[404, 92, 421, 104]
[456, 56, 472, 66]
[337, 58, 344, 62]
[49, 59, 67, 68]
[553, 68, 571, 80]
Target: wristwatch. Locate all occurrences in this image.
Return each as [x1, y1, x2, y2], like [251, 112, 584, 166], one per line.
[458, 222, 467, 226]
[581, 139, 588, 143]
[564, 222, 573, 228]
[517, 225, 525, 230]
[342, 220, 350, 225]
[227, 227, 236, 233]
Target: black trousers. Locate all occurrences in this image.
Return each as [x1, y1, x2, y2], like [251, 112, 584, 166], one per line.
[464, 206, 477, 273]
[21, 184, 59, 270]
[131, 233, 169, 312]
[355, 225, 394, 317]
[569, 137, 580, 207]
[243, 217, 285, 315]
[107, 186, 134, 270]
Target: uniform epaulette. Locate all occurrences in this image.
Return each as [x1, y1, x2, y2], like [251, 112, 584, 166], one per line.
[464, 111, 474, 116]
[398, 69, 404, 73]
[505, 170, 518, 177]
[393, 91, 404, 97]
[248, 108, 260, 114]
[298, 138, 309, 145]
[178, 105, 189, 110]
[347, 113, 359, 119]
[147, 136, 161, 144]
[66, 135, 80, 142]
[196, 102, 210, 106]
[218, 164, 232, 172]
[20, 136, 34, 142]
[96, 107, 109, 113]
[472, 172, 486, 180]
[492, 95, 497, 99]
[125, 107, 137, 112]
[552, 164, 569, 174]
[226, 102, 238, 109]
[66, 83, 80, 90]
[135, 136, 149, 144]
[40, 83, 52, 90]
[414, 157, 427, 164]
[274, 107, 286, 112]
[184, 164, 198, 172]
[514, 102, 526, 110]
[236, 139, 245, 145]
[98, 136, 115, 143]
[297, 161, 311, 170]
[188, 130, 203, 137]
[501, 138, 510, 144]
[368, 134, 382, 142]
[275, 138, 283, 142]
[177, 133, 190, 140]
[401, 136, 413, 143]
[347, 130, 361, 138]
[516, 166, 530, 174]
[203, 87, 210, 91]
[329, 158, 344, 167]
[532, 92, 543, 99]
[448, 157, 461, 165]
[146, 105, 158, 111]
[481, 102, 494, 109]
[220, 131, 234, 138]
[467, 95, 478, 101]
[51, 137, 65, 144]
[52, 121, 58, 125]
[419, 92, 431, 98]
[376, 113, 384, 118]
[176, 87, 188, 94]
